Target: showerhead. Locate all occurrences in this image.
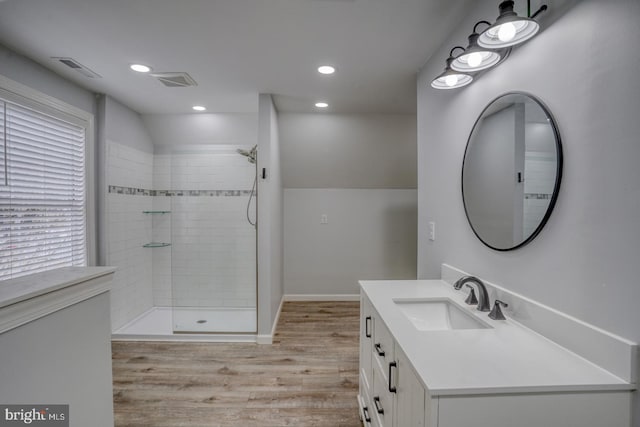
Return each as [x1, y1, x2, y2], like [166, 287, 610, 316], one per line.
[237, 145, 257, 164]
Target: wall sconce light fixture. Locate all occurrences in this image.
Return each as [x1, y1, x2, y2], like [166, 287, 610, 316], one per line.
[431, 47, 474, 90]
[432, 0, 547, 90]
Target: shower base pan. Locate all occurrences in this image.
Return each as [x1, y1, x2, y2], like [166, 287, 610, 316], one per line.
[112, 306, 257, 342]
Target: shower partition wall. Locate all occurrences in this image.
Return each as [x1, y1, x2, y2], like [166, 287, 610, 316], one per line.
[168, 145, 257, 333]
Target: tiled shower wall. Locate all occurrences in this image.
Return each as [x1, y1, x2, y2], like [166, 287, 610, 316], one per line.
[154, 149, 257, 308]
[106, 141, 154, 330]
[107, 144, 257, 330]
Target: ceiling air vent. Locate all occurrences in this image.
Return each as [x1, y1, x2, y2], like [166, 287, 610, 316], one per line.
[150, 72, 198, 88]
[52, 57, 101, 78]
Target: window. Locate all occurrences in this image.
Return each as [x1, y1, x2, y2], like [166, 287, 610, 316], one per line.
[0, 88, 90, 280]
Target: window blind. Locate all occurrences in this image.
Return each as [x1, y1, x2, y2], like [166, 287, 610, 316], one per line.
[0, 99, 87, 280]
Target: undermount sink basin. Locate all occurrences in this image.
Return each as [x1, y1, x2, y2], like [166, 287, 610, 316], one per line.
[393, 298, 491, 331]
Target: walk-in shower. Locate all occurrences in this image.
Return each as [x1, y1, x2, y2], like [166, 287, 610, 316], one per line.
[112, 144, 258, 341]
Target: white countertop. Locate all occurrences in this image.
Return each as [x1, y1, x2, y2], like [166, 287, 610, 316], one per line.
[360, 279, 635, 396]
[0, 267, 116, 308]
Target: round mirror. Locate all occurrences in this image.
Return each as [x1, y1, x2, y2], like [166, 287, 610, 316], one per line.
[462, 92, 562, 251]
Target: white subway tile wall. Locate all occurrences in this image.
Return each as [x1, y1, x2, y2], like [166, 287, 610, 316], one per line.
[151, 196, 172, 307]
[107, 141, 154, 190]
[106, 143, 257, 331]
[106, 141, 154, 330]
[171, 196, 256, 308]
[166, 151, 256, 191]
[152, 154, 171, 191]
[160, 150, 256, 309]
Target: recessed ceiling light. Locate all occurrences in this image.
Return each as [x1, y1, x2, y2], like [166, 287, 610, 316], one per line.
[130, 64, 152, 73]
[192, 105, 207, 111]
[317, 65, 335, 75]
[315, 102, 329, 108]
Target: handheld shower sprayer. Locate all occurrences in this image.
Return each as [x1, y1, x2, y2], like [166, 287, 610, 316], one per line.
[237, 145, 258, 226]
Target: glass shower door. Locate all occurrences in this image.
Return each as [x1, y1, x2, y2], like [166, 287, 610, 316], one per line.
[169, 146, 257, 333]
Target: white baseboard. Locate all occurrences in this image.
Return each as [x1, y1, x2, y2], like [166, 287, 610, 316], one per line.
[256, 295, 285, 345]
[271, 295, 284, 337]
[284, 294, 360, 301]
[256, 334, 273, 345]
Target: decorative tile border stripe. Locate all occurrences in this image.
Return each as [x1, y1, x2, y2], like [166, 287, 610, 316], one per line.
[108, 185, 154, 196]
[155, 189, 253, 197]
[524, 193, 551, 200]
[108, 185, 252, 197]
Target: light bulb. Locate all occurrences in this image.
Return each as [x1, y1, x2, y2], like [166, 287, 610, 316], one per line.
[130, 64, 152, 73]
[467, 52, 483, 68]
[498, 22, 516, 42]
[317, 65, 335, 75]
[445, 75, 458, 87]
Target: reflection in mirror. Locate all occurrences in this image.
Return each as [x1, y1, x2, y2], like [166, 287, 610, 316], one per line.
[462, 93, 562, 251]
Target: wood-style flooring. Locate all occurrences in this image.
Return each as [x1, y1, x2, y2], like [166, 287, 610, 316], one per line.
[112, 301, 361, 427]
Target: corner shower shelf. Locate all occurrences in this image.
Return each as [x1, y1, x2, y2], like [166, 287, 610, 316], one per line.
[142, 242, 171, 248]
[143, 210, 171, 214]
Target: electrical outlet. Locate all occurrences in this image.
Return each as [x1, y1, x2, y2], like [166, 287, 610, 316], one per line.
[321, 214, 328, 224]
[428, 221, 436, 241]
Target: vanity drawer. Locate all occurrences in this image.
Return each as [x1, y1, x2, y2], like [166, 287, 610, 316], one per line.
[359, 375, 375, 426]
[372, 314, 395, 375]
[372, 362, 394, 427]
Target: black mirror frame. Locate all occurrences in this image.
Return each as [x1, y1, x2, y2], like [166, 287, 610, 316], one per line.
[461, 91, 563, 251]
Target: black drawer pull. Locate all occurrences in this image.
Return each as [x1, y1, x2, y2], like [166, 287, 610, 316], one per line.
[362, 406, 371, 423]
[388, 361, 397, 393]
[374, 343, 385, 357]
[365, 316, 372, 338]
[373, 396, 384, 415]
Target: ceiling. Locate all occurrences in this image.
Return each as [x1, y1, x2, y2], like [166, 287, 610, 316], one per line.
[0, 0, 472, 114]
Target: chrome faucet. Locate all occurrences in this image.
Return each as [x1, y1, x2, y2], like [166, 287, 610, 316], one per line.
[453, 276, 490, 312]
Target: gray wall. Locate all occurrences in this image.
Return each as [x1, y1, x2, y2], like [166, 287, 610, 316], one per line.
[280, 113, 418, 295]
[417, 0, 640, 422]
[284, 189, 417, 295]
[0, 43, 95, 114]
[279, 113, 416, 189]
[142, 113, 258, 151]
[257, 94, 284, 337]
[103, 96, 154, 153]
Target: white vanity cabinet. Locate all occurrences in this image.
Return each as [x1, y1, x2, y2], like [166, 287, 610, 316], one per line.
[358, 287, 635, 427]
[359, 296, 430, 427]
[394, 345, 434, 427]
